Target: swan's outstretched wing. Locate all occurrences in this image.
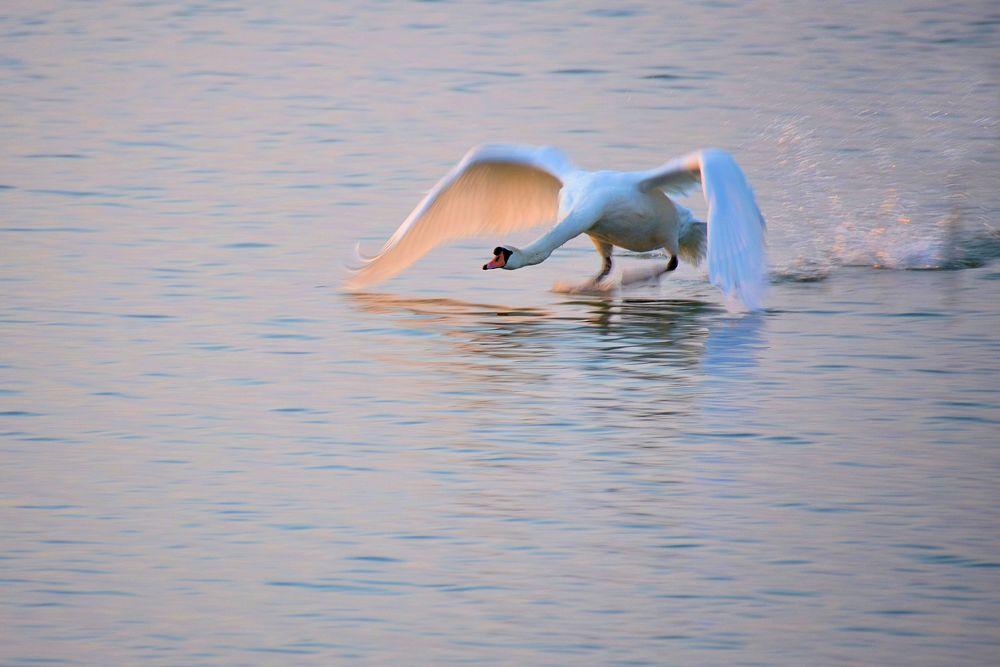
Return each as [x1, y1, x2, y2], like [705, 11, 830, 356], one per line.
[346, 144, 575, 289]
[637, 149, 767, 311]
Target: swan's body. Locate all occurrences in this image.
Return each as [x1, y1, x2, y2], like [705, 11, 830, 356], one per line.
[347, 144, 766, 310]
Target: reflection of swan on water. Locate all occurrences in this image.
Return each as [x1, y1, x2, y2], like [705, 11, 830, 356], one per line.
[701, 313, 767, 379]
[345, 291, 549, 323]
[346, 292, 715, 369]
[696, 313, 768, 428]
[347, 144, 767, 310]
[346, 291, 765, 425]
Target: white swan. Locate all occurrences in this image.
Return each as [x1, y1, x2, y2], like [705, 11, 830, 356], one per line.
[346, 144, 767, 310]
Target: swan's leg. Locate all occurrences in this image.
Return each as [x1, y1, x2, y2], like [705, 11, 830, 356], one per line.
[595, 254, 613, 283]
[619, 246, 678, 288]
[662, 236, 680, 275]
[590, 238, 614, 285]
[552, 238, 615, 294]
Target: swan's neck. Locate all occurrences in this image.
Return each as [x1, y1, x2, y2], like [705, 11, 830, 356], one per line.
[519, 237, 559, 266]
[517, 194, 603, 268]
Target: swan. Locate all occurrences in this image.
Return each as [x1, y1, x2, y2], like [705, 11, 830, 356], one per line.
[346, 144, 767, 310]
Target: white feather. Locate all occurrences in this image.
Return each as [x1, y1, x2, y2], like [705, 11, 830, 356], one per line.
[700, 149, 767, 311]
[637, 149, 767, 309]
[346, 144, 574, 289]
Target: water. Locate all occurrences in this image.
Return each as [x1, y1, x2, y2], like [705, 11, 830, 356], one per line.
[2, 1, 999, 665]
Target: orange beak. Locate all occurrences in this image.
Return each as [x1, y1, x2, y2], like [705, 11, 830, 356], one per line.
[483, 252, 506, 270]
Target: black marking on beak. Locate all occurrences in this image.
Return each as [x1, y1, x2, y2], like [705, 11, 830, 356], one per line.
[483, 246, 512, 270]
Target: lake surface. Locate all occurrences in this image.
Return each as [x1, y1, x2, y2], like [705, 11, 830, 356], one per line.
[2, 1, 999, 665]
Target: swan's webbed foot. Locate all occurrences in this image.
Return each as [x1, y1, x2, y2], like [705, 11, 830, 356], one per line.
[552, 279, 617, 294]
[552, 254, 615, 294]
[553, 255, 677, 294]
[619, 255, 678, 287]
[593, 255, 613, 285]
[553, 255, 615, 293]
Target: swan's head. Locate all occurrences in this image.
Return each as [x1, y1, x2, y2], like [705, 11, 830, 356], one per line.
[482, 245, 524, 271]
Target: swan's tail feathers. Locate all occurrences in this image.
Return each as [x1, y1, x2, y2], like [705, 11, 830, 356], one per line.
[700, 149, 767, 311]
[678, 218, 707, 267]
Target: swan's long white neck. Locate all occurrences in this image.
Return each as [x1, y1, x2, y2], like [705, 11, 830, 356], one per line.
[517, 235, 561, 267]
[513, 189, 602, 268]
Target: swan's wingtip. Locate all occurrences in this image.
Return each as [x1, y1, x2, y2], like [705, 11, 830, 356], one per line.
[353, 241, 378, 264]
[695, 148, 738, 172]
[343, 266, 377, 292]
[722, 280, 768, 313]
[341, 243, 379, 291]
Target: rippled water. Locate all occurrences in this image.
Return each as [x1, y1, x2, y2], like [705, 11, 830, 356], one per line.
[2, 1, 999, 665]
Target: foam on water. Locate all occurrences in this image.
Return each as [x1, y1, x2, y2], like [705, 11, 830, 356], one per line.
[745, 100, 999, 280]
[610, 89, 999, 286]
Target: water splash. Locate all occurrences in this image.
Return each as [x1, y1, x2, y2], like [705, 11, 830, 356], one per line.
[750, 100, 999, 278]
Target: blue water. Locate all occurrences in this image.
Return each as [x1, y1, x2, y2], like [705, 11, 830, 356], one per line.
[2, 1, 999, 665]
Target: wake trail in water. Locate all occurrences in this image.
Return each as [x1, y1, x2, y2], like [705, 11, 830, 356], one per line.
[742, 99, 999, 282]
